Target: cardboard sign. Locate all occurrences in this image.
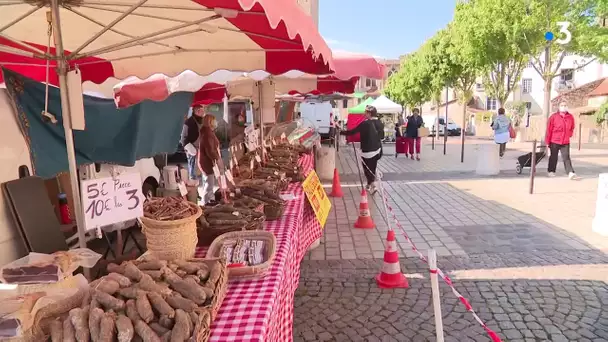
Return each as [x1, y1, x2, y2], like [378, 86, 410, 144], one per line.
[177, 182, 188, 196]
[80, 173, 144, 230]
[225, 170, 235, 185]
[301, 170, 331, 228]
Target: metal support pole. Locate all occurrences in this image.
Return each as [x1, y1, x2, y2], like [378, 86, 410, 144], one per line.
[578, 122, 582, 151]
[428, 249, 445, 342]
[50, 0, 89, 279]
[529, 140, 537, 194]
[460, 106, 466, 163]
[431, 134, 435, 150]
[443, 85, 448, 155]
[352, 142, 364, 191]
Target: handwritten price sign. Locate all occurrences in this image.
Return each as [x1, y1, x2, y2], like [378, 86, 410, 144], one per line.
[80, 173, 144, 230]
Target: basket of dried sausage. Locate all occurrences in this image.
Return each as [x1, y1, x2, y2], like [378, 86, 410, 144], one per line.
[206, 231, 276, 280]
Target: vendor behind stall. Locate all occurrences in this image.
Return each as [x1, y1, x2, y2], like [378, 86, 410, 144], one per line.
[198, 115, 223, 203]
[180, 105, 205, 180]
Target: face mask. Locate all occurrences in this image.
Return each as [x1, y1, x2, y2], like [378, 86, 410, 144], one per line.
[559, 106, 568, 113]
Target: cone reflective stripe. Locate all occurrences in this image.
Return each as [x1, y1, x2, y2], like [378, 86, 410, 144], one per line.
[376, 230, 408, 288]
[329, 168, 343, 197]
[354, 188, 374, 229]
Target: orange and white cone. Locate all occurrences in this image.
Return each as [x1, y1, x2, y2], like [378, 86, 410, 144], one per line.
[329, 168, 343, 197]
[376, 230, 408, 288]
[354, 188, 375, 229]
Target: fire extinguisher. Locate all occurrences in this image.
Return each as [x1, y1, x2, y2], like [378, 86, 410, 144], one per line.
[58, 193, 72, 224]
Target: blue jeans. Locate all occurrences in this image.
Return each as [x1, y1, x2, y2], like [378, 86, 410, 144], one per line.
[187, 155, 197, 180]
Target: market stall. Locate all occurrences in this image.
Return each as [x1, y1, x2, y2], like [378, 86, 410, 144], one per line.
[194, 152, 321, 341]
[370, 95, 404, 142]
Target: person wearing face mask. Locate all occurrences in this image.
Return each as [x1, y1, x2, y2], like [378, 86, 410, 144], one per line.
[491, 107, 511, 158]
[546, 101, 578, 180]
[198, 115, 223, 203]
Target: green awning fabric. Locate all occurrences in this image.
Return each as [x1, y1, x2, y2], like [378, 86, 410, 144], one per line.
[348, 97, 374, 114]
[352, 92, 366, 99]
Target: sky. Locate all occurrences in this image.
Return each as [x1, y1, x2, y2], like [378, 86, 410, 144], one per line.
[319, 0, 456, 59]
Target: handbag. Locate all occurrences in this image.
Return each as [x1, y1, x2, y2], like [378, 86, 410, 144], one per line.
[418, 127, 430, 137]
[508, 124, 516, 139]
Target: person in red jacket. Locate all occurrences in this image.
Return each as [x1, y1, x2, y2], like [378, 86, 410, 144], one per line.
[545, 101, 578, 179]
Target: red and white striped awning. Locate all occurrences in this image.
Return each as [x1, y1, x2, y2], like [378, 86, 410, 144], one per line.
[0, 0, 334, 84]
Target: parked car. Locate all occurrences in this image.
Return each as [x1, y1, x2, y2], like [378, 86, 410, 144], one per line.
[421, 115, 462, 136]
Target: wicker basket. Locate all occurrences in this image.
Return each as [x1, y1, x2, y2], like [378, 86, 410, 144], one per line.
[140, 204, 202, 260]
[193, 258, 228, 322]
[206, 231, 276, 280]
[264, 202, 285, 220]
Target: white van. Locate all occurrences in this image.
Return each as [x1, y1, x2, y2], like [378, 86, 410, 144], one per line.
[421, 115, 462, 136]
[298, 101, 335, 140]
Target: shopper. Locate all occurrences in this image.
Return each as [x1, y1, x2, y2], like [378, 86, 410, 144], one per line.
[198, 115, 223, 203]
[546, 101, 578, 179]
[340, 105, 384, 193]
[405, 108, 424, 160]
[180, 104, 205, 180]
[491, 107, 511, 158]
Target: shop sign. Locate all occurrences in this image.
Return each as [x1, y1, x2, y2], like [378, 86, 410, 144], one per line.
[80, 172, 144, 230]
[302, 170, 331, 228]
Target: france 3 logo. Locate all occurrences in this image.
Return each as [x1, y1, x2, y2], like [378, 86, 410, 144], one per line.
[545, 22, 572, 45]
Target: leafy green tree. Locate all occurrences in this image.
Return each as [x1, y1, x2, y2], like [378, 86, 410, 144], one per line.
[523, 0, 608, 137]
[384, 52, 431, 109]
[452, 0, 532, 108]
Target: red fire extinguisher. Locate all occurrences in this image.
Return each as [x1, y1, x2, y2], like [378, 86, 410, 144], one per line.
[58, 193, 72, 224]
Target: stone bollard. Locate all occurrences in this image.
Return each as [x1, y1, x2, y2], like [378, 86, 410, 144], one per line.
[475, 144, 500, 176]
[315, 145, 336, 181]
[592, 173, 608, 236]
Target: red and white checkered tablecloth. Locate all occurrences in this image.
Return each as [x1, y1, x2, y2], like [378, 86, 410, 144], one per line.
[194, 153, 323, 341]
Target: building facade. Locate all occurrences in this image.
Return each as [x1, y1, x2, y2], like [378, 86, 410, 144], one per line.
[296, 0, 319, 28]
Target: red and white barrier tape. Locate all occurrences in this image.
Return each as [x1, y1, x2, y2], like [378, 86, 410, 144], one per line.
[375, 171, 502, 342]
[350, 147, 503, 342]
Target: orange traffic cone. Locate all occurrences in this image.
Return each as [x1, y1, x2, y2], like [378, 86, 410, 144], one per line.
[329, 168, 343, 197]
[354, 188, 375, 229]
[376, 230, 408, 288]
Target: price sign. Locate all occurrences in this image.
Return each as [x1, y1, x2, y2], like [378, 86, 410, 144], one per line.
[250, 159, 254, 170]
[225, 170, 235, 185]
[177, 182, 188, 196]
[280, 133, 286, 140]
[80, 173, 144, 230]
[255, 154, 262, 163]
[302, 170, 331, 228]
[219, 175, 228, 189]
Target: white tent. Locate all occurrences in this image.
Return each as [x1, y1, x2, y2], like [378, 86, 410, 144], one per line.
[370, 95, 402, 114]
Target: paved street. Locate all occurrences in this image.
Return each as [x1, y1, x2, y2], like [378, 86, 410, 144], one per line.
[294, 140, 608, 341]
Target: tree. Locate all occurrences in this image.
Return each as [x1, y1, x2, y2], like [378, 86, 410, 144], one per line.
[452, 0, 532, 108]
[384, 52, 432, 109]
[440, 24, 478, 162]
[523, 0, 608, 141]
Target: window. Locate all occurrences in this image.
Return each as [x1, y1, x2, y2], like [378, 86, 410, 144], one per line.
[371, 79, 377, 87]
[525, 102, 532, 109]
[527, 60, 534, 68]
[476, 83, 484, 91]
[560, 69, 574, 81]
[522, 78, 532, 93]
[357, 98, 362, 105]
[365, 78, 371, 87]
[486, 97, 497, 110]
[342, 99, 348, 108]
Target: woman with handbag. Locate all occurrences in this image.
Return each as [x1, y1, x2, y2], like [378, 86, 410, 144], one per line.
[405, 108, 424, 160]
[491, 107, 513, 158]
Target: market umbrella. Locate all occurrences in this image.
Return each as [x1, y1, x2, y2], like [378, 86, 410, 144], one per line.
[111, 51, 384, 105]
[0, 0, 334, 252]
[348, 97, 374, 114]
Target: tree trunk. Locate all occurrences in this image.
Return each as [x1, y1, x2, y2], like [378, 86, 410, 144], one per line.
[436, 100, 440, 140]
[541, 45, 552, 146]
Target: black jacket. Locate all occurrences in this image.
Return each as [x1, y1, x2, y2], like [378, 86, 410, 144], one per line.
[341, 118, 384, 152]
[180, 115, 202, 147]
[405, 115, 424, 138]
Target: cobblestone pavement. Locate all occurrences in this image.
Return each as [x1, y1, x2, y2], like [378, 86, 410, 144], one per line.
[294, 143, 608, 341]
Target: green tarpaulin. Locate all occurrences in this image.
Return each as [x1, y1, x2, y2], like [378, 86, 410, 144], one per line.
[348, 97, 374, 114]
